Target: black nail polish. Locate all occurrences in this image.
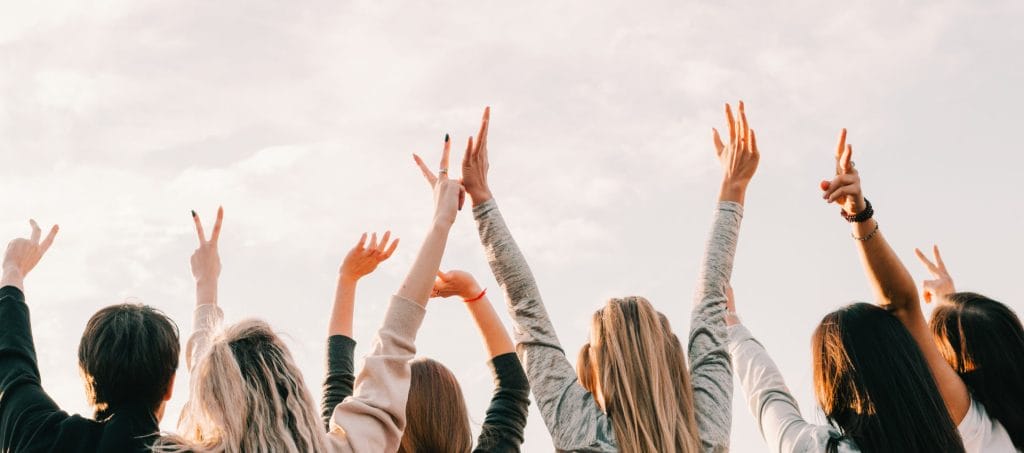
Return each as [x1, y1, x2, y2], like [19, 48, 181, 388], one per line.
[191, 210, 197, 218]
[444, 133, 450, 143]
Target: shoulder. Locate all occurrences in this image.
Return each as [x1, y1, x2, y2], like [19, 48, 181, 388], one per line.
[957, 398, 1016, 452]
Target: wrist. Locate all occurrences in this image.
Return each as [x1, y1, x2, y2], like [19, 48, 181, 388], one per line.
[461, 284, 484, 300]
[470, 190, 493, 207]
[718, 180, 748, 204]
[0, 266, 25, 290]
[338, 273, 361, 285]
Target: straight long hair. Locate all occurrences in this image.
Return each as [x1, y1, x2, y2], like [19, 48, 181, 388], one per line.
[576, 297, 700, 453]
[932, 292, 1024, 449]
[398, 357, 473, 453]
[813, 303, 965, 453]
[154, 319, 330, 453]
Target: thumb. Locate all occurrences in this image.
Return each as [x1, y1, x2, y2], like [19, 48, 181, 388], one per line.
[436, 270, 449, 281]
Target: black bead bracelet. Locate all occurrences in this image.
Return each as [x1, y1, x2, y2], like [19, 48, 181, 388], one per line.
[841, 198, 874, 223]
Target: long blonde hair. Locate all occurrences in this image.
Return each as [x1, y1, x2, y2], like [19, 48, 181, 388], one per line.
[576, 297, 700, 453]
[398, 357, 473, 453]
[154, 319, 330, 453]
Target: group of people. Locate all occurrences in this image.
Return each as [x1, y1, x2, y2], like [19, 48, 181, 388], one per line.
[0, 103, 1020, 452]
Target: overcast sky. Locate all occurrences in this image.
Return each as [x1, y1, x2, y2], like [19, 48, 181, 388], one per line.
[2, 1, 1023, 451]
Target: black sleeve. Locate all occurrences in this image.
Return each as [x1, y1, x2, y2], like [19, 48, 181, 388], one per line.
[0, 285, 66, 451]
[473, 352, 531, 453]
[320, 334, 357, 431]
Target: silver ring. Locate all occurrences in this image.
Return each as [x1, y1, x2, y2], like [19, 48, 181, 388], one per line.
[849, 161, 856, 169]
[438, 168, 448, 176]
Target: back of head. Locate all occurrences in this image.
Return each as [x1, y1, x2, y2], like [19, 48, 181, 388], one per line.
[812, 303, 965, 452]
[932, 292, 1024, 449]
[78, 303, 180, 419]
[157, 319, 328, 453]
[578, 296, 700, 453]
[399, 357, 473, 453]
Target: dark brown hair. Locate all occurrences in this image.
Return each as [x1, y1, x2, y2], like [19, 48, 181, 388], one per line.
[812, 303, 965, 452]
[399, 357, 473, 453]
[78, 303, 180, 419]
[932, 292, 1024, 449]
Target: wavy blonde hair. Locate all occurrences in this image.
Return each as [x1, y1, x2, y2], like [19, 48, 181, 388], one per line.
[154, 319, 330, 453]
[576, 297, 700, 453]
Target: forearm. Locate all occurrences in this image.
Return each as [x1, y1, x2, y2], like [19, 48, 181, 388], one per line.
[852, 219, 919, 313]
[195, 278, 218, 307]
[329, 276, 357, 337]
[397, 222, 451, 306]
[0, 268, 25, 292]
[467, 296, 515, 359]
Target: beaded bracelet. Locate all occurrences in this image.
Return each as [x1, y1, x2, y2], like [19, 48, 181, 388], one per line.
[851, 221, 880, 242]
[464, 288, 487, 303]
[841, 198, 874, 223]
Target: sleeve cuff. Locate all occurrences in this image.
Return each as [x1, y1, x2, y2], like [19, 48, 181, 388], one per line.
[0, 285, 26, 304]
[472, 198, 498, 220]
[728, 324, 754, 344]
[717, 200, 744, 216]
[382, 295, 427, 343]
[489, 352, 530, 389]
[326, 335, 356, 373]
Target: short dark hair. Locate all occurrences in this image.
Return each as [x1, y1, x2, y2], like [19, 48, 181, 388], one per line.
[933, 292, 1024, 449]
[78, 303, 180, 418]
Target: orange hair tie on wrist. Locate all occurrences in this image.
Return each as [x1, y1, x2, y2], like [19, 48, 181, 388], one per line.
[464, 288, 487, 303]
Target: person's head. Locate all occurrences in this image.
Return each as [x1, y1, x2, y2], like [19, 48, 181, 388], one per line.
[78, 303, 180, 421]
[575, 296, 700, 453]
[156, 319, 327, 453]
[399, 357, 473, 453]
[931, 292, 1024, 449]
[812, 303, 965, 452]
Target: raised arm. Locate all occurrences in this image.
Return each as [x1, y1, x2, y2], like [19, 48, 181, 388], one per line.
[463, 107, 615, 452]
[328, 135, 463, 452]
[686, 102, 759, 451]
[726, 285, 843, 452]
[186, 207, 224, 371]
[432, 269, 530, 452]
[0, 221, 61, 452]
[321, 232, 398, 429]
[820, 131, 970, 422]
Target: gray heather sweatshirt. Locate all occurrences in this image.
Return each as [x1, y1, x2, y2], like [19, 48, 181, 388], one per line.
[473, 199, 738, 452]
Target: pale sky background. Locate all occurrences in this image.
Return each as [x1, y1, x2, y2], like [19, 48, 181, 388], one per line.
[2, 1, 1022, 451]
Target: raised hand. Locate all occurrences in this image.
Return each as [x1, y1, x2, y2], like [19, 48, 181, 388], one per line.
[2, 220, 59, 287]
[432, 269, 483, 299]
[713, 101, 760, 204]
[413, 135, 467, 228]
[820, 129, 867, 215]
[190, 207, 223, 285]
[914, 245, 956, 303]
[340, 231, 399, 282]
[461, 106, 493, 206]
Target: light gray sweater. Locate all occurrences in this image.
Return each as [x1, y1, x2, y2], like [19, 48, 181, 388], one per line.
[473, 199, 738, 452]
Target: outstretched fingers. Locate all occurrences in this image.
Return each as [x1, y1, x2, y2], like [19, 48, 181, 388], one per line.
[915, 248, 936, 272]
[932, 245, 947, 271]
[712, 128, 725, 156]
[210, 206, 224, 244]
[725, 103, 737, 144]
[413, 153, 438, 187]
[39, 225, 59, 254]
[192, 210, 207, 243]
[29, 219, 41, 244]
[476, 106, 490, 157]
